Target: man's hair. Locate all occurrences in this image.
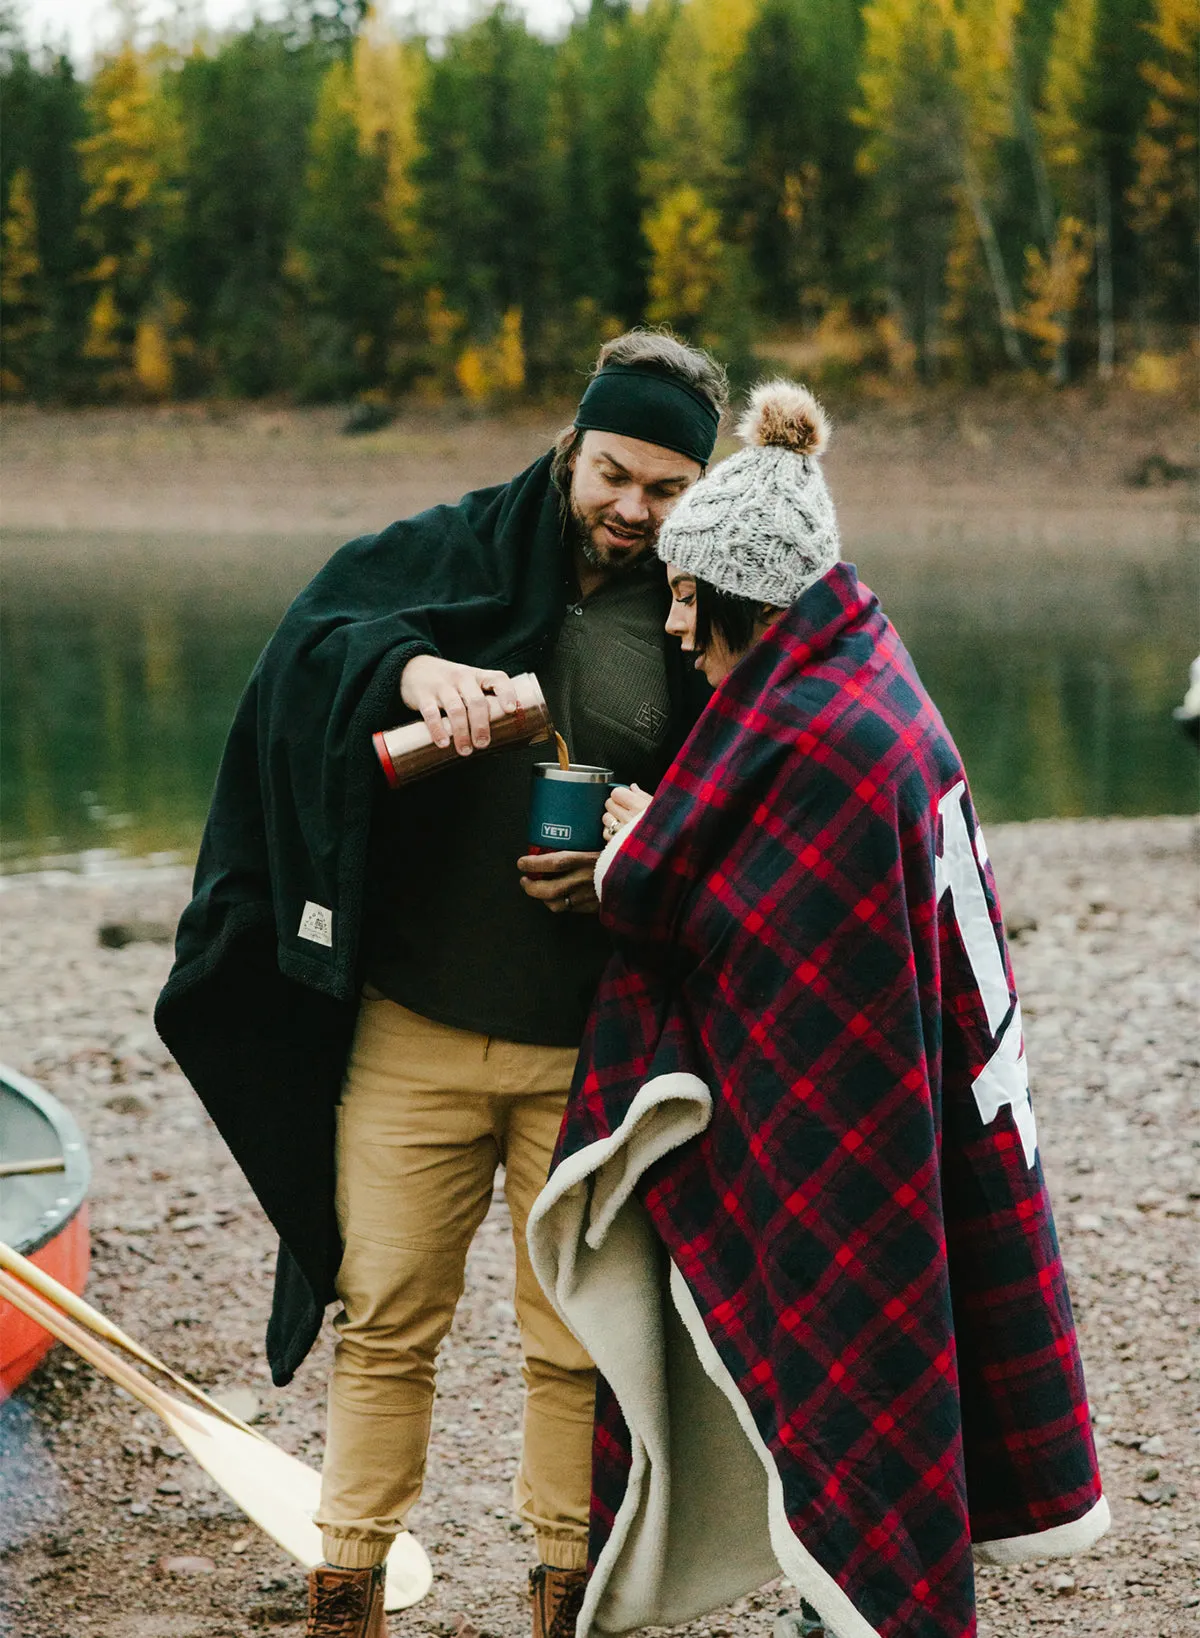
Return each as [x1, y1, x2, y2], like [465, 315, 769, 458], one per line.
[551, 328, 729, 494]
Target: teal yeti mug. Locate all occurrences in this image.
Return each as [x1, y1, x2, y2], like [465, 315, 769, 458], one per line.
[528, 763, 616, 854]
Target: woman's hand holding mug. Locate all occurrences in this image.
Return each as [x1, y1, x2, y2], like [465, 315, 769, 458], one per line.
[602, 783, 653, 843]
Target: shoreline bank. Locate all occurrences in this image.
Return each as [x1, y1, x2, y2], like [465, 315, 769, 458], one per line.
[2, 389, 1195, 546]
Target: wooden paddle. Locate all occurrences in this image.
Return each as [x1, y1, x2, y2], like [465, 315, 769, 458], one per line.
[0, 1264, 431, 1610]
[0, 1240, 259, 1436]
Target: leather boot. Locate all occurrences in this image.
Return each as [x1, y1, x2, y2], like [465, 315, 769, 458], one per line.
[529, 1564, 588, 1638]
[305, 1563, 387, 1638]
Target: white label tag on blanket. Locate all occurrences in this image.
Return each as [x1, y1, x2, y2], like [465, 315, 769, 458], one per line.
[298, 901, 334, 948]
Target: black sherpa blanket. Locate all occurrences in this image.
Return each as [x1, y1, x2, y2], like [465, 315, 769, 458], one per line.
[156, 454, 571, 1381]
[528, 565, 1107, 1638]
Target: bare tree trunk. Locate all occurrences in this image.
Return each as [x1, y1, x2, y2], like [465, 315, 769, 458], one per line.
[1050, 309, 1070, 386]
[1014, 63, 1056, 250]
[1095, 160, 1116, 381]
[961, 156, 1025, 368]
[924, 252, 943, 381]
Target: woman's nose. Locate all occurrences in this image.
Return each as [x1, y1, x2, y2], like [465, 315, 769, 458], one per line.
[665, 608, 693, 648]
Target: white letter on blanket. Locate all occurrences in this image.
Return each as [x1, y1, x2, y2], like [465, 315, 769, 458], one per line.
[935, 782, 1038, 1166]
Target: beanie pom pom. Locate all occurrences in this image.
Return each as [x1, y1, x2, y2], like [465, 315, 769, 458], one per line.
[736, 379, 830, 457]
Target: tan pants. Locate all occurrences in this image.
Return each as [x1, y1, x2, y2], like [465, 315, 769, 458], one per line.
[315, 996, 596, 1571]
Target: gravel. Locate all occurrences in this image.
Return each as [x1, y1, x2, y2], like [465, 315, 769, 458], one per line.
[0, 815, 1196, 1637]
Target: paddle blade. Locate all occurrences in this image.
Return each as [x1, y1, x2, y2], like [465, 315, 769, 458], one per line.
[157, 1397, 432, 1610]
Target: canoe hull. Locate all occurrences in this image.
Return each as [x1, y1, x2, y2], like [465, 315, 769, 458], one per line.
[0, 1206, 90, 1394]
[0, 1065, 91, 1396]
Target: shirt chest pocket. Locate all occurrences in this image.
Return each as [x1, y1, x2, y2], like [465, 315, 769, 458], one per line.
[574, 632, 672, 782]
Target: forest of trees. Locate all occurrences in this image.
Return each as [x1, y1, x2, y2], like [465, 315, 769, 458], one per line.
[0, 0, 1195, 405]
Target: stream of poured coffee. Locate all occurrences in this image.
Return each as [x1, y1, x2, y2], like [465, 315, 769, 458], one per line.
[554, 730, 570, 771]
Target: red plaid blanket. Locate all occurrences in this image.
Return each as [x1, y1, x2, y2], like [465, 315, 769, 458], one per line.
[530, 565, 1106, 1638]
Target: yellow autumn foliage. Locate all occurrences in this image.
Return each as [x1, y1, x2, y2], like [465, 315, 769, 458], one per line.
[1129, 0, 1199, 239]
[82, 284, 122, 363]
[1125, 350, 1183, 394]
[947, 0, 1022, 163]
[645, 184, 726, 332]
[352, 16, 425, 248]
[1038, 0, 1098, 187]
[134, 316, 174, 398]
[425, 287, 464, 355]
[1, 168, 46, 395]
[454, 309, 526, 404]
[1, 169, 41, 302]
[644, 0, 758, 200]
[79, 44, 184, 394]
[856, 0, 950, 175]
[455, 345, 490, 404]
[1016, 217, 1094, 362]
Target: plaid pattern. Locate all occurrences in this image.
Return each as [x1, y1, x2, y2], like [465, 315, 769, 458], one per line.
[556, 565, 1102, 1638]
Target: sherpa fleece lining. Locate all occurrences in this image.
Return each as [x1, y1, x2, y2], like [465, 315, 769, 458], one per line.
[527, 1072, 1110, 1638]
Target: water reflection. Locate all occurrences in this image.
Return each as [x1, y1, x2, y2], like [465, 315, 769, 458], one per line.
[1, 528, 1195, 868]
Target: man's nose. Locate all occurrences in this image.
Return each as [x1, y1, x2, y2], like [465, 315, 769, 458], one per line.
[614, 487, 651, 523]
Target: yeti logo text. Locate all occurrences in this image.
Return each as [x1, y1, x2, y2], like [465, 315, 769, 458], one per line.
[542, 823, 572, 841]
[935, 782, 1038, 1165]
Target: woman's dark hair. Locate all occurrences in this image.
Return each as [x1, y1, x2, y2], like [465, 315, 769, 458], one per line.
[693, 578, 767, 658]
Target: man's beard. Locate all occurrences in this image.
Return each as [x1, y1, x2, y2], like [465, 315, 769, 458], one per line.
[567, 489, 657, 574]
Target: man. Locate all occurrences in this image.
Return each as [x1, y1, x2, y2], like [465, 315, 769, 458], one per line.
[155, 330, 726, 1638]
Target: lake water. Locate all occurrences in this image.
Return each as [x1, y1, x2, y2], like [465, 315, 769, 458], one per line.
[1, 525, 1196, 870]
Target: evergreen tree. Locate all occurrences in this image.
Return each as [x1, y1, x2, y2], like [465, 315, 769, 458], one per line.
[0, 168, 47, 396]
[944, 0, 1027, 369]
[78, 44, 185, 397]
[350, 18, 428, 383]
[414, 6, 554, 381]
[856, 0, 962, 375]
[0, 46, 91, 397]
[540, 0, 666, 368]
[730, 0, 864, 322]
[289, 56, 395, 398]
[1128, 0, 1199, 326]
[643, 0, 758, 203]
[1019, 0, 1100, 379]
[282, 0, 369, 48]
[1090, 0, 1156, 340]
[639, 0, 758, 360]
[0, 0, 1187, 398]
[170, 25, 326, 394]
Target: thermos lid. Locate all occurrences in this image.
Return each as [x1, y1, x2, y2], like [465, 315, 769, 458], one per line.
[532, 763, 614, 785]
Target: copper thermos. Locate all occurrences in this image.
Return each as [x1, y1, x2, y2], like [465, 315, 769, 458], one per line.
[372, 671, 552, 788]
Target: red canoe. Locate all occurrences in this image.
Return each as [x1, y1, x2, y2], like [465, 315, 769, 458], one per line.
[0, 1064, 91, 1395]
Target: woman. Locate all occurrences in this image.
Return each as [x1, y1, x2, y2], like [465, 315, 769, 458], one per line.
[528, 383, 1108, 1638]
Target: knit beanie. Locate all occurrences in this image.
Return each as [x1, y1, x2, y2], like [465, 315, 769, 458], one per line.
[656, 380, 840, 605]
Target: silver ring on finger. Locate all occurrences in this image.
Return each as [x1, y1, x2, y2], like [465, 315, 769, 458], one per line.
[563, 891, 572, 911]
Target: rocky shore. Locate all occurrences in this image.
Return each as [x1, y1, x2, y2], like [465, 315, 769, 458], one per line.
[0, 814, 1197, 1638]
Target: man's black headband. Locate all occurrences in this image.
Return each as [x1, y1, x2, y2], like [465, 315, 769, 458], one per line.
[574, 364, 719, 466]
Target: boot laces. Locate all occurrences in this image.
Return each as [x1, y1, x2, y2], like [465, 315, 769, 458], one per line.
[530, 1564, 587, 1638]
[309, 1571, 371, 1630]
